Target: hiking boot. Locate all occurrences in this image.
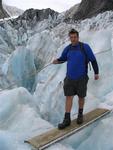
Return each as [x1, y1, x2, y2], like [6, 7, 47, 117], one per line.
[76, 114, 84, 124]
[58, 113, 71, 130]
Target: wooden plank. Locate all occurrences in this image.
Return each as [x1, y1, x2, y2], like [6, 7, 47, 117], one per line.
[24, 108, 110, 150]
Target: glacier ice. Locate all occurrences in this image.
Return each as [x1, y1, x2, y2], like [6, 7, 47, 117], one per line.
[0, 87, 54, 150]
[26, 30, 60, 69]
[72, 115, 113, 150]
[0, 9, 113, 150]
[1, 46, 36, 92]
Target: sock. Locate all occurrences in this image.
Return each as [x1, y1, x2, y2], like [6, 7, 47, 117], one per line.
[78, 108, 83, 115]
[65, 112, 71, 119]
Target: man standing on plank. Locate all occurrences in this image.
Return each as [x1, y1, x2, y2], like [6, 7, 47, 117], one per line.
[52, 29, 99, 129]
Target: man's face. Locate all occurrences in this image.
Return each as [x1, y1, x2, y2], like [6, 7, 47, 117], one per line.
[69, 33, 79, 44]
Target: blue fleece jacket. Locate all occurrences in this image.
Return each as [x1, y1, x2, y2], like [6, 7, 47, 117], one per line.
[57, 42, 99, 80]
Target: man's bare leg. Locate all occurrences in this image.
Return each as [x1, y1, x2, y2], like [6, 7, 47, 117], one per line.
[65, 96, 74, 112]
[58, 96, 74, 129]
[78, 97, 85, 109]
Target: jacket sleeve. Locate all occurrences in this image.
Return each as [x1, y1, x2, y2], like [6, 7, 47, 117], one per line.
[57, 46, 69, 63]
[84, 43, 99, 74]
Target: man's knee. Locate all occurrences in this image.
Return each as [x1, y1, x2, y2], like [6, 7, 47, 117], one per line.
[78, 97, 85, 101]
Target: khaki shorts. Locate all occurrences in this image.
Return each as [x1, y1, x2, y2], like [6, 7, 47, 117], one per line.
[63, 75, 89, 98]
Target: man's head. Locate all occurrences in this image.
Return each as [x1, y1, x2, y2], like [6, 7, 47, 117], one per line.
[68, 29, 79, 45]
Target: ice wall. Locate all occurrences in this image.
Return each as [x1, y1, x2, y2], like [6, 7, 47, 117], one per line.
[2, 46, 36, 92]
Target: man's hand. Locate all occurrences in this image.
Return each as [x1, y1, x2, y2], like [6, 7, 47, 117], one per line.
[95, 74, 99, 80]
[52, 59, 59, 64]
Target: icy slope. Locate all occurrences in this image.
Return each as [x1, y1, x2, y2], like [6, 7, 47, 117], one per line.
[3, 4, 24, 17]
[0, 87, 55, 150]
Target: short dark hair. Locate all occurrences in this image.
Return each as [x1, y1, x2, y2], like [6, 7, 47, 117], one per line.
[68, 29, 79, 37]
